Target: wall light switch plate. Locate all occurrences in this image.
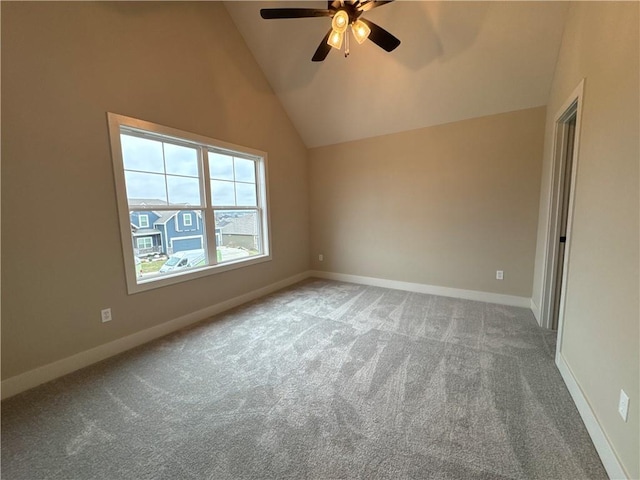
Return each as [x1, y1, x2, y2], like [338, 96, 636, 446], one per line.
[618, 389, 629, 422]
[496, 270, 504, 280]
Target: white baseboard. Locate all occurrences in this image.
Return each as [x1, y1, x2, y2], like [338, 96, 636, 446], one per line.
[556, 353, 628, 480]
[530, 298, 541, 325]
[1, 271, 312, 400]
[310, 270, 531, 308]
[1, 270, 531, 400]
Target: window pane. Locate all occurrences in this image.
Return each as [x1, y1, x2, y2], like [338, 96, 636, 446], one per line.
[125, 171, 167, 203]
[165, 143, 199, 177]
[211, 180, 236, 206]
[234, 158, 256, 183]
[137, 237, 153, 249]
[209, 152, 234, 180]
[236, 182, 257, 206]
[134, 210, 208, 279]
[121, 134, 164, 173]
[215, 210, 262, 262]
[167, 175, 201, 206]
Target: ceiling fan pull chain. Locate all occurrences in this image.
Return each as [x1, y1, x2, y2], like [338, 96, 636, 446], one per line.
[345, 29, 350, 57]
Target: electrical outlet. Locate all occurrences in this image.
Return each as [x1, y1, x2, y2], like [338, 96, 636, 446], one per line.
[101, 308, 112, 323]
[318, 254, 324, 262]
[618, 389, 629, 422]
[496, 270, 504, 280]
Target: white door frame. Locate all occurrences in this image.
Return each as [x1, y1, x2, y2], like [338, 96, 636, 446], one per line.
[539, 80, 585, 356]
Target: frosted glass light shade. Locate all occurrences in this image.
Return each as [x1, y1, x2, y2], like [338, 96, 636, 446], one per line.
[331, 10, 349, 34]
[327, 30, 344, 50]
[351, 19, 371, 44]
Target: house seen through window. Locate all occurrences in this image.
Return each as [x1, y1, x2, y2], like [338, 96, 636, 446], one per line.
[108, 113, 270, 294]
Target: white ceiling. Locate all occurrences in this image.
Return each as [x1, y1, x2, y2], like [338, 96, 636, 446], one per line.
[225, 1, 569, 148]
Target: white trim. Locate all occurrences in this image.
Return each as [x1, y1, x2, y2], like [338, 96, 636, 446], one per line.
[136, 237, 153, 250]
[310, 271, 531, 308]
[553, 81, 585, 354]
[183, 212, 193, 227]
[107, 112, 271, 295]
[0, 271, 535, 400]
[135, 253, 272, 292]
[530, 298, 541, 324]
[108, 113, 139, 293]
[202, 150, 218, 266]
[540, 79, 585, 331]
[556, 353, 629, 480]
[1, 271, 313, 400]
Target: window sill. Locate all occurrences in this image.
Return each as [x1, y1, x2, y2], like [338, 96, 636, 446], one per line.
[128, 254, 272, 295]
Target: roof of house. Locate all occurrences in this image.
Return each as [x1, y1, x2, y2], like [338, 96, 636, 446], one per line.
[128, 198, 168, 207]
[153, 211, 180, 225]
[128, 199, 202, 225]
[153, 210, 202, 225]
[132, 229, 162, 237]
[220, 215, 257, 235]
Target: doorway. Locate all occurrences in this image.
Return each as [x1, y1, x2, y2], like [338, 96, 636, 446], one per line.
[551, 110, 577, 329]
[541, 80, 584, 340]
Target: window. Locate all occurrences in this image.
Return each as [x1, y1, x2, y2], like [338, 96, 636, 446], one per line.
[108, 113, 270, 294]
[136, 237, 153, 250]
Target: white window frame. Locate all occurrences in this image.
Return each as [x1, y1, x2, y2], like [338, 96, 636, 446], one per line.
[107, 112, 271, 294]
[183, 213, 193, 227]
[136, 237, 153, 250]
[138, 214, 149, 228]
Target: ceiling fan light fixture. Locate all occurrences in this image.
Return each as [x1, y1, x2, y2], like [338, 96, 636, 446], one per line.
[259, 1, 400, 62]
[327, 29, 344, 50]
[331, 10, 349, 34]
[351, 19, 371, 44]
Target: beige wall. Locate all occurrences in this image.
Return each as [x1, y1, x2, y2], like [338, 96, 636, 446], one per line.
[309, 107, 545, 297]
[3, 2, 637, 474]
[1, 2, 309, 379]
[531, 2, 639, 477]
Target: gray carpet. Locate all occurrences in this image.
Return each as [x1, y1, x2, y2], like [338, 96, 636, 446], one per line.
[1, 278, 607, 479]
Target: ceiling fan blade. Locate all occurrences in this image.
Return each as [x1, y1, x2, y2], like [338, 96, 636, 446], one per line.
[357, 1, 394, 13]
[260, 8, 332, 19]
[312, 29, 333, 62]
[359, 18, 400, 52]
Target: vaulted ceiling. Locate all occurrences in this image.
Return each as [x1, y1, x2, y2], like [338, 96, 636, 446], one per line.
[225, 1, 568, 148]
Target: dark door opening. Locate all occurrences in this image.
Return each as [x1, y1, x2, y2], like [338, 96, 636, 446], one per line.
[551, 111, 577, 330]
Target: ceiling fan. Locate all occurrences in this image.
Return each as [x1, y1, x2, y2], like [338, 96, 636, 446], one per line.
[260, 1, 401, 62]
